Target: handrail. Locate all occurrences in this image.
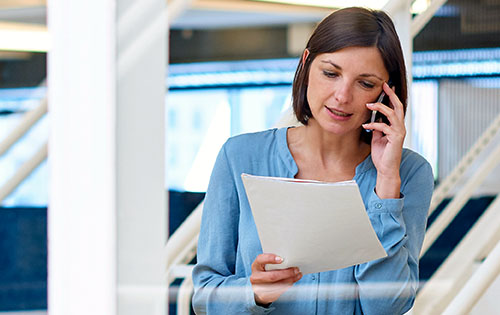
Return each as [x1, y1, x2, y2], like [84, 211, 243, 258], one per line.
[410, 0, 449, 38]
[442, 239, 500, 315]
[420, 141, 500, 257]
[0, 97, 48, 158]
[427, 112, 500, 217]
[165, 201, 202, 283]
[413, 195, 500, 314]
[176, 273, 194, 315]
[0, 142, 48, 203]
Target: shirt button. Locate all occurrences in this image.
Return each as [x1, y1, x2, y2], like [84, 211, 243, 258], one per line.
[311, 275, 316, 280]
[375, 203, 382, 209]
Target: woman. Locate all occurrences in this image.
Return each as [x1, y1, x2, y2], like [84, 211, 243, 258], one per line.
[192, 7, 434, 315]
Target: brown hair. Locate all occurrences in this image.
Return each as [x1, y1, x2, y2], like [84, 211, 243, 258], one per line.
[291, 7, 407, 144]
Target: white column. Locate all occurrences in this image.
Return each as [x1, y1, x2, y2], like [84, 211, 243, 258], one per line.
[48, 0, 167, 314]
[385, 0, 413, 149]
[47, 1, 118, 314]
[116, 0, 167, 314]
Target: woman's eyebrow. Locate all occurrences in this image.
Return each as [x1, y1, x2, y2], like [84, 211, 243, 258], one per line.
[321, 60, 342, 69]
[359, 73, 385, 81]
[320, 60, 384, 81]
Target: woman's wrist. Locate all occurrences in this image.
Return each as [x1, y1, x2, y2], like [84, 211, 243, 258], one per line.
[254, 294, 272, 308]
[375, 174, 401, 199]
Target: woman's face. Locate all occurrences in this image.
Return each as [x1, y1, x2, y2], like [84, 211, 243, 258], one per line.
[306, 46, 389, 137]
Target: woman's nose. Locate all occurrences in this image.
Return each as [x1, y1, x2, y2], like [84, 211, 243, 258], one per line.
[334, 81, 352, 104]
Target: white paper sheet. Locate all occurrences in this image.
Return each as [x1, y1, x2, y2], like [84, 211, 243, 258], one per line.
[241, 173, 387, 275]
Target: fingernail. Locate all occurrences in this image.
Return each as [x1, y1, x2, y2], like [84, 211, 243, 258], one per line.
[366, 103, 374, 107]
[362, 124, 368, 128]
[275, 256, 283, 262]
[294, 268, 300, 275]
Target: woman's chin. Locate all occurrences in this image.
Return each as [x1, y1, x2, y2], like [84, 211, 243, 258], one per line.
[313, 119, 361, 136]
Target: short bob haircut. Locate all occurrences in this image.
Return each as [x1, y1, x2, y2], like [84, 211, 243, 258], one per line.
[292, 7, 407, 144]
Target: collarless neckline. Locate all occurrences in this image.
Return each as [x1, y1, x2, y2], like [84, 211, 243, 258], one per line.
[278, 126, 374, 180]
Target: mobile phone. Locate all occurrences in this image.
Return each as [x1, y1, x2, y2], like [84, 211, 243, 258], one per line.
[365, 85, 392, 132]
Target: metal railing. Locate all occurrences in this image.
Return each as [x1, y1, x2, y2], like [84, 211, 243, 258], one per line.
[0, 142, 48, 203]
[426, 112, 500, 218]
[420, 112, 500, 256]
[165, 202, 202, 283]
[0, 97, 47, 157]
[0, 96, 48, 204]
[442, 239, 500, 315]
[413, 193, 500, 314]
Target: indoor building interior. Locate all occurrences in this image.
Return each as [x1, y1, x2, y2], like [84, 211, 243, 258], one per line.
[1, 0, 500, 314]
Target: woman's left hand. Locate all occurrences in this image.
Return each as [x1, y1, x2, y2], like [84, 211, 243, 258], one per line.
[362, 82, 405, 199]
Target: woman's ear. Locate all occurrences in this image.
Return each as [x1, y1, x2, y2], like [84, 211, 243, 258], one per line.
[302, 49, 310, 65]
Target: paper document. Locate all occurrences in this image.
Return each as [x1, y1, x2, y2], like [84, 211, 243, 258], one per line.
[241, 173, 387, 275]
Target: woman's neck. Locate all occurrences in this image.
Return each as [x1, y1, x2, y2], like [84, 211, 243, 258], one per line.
[287, 120, 371, 181]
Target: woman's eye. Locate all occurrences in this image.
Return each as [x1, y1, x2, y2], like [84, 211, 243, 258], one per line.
[322, 70, 338, 78]
[360, 81, 375, 89]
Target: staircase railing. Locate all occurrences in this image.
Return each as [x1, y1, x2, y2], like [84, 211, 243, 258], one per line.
[165, 201, 202, 284]
[413, 192, 500, 314]
[0, 97, 47, 157]
[0, 142, 48, 203]
[442, 239, 500, 315]
[420, 114, 500, 256]
[0, 95, 48, 204]
[426, 112, 500, 219]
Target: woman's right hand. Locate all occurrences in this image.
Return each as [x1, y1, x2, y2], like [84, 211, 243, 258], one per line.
[250, 253, 302, 306]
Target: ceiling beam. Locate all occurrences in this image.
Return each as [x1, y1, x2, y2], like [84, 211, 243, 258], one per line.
[0, 0, 45, 9]
[0, 51, 33, 60]
[190, 0, 332, 14]
[411, 0, 448, 38]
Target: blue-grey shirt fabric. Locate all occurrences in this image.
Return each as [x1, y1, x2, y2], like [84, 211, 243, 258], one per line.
[192, 127, 434, 315]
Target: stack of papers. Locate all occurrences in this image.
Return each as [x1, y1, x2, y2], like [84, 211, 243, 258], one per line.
[241, 173, 387, 275]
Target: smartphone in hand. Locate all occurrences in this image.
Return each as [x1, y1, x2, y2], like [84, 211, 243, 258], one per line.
[365, 84, 392, 132]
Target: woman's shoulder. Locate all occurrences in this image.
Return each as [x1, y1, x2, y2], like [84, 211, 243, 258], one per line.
[223, 127, 284, 156]
[401, 148, 430, 166]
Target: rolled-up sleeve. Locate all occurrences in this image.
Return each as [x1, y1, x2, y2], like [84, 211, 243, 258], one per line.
[354, 160, 434, 315]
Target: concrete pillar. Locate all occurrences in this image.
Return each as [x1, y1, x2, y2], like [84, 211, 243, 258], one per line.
[47, 0, 167, 314]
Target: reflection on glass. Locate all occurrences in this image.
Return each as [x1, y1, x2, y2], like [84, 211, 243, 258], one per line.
[166, 86, 292, 192]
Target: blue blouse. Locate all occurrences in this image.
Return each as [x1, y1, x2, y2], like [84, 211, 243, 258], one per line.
[192, 127, 434, 314]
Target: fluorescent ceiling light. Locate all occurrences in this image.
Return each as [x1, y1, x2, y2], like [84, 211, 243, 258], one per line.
[251, 0, 390, 9]
[0, 22, 49, 52]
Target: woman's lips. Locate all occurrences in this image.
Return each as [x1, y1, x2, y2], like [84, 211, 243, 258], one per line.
[325, 106, 353, 120]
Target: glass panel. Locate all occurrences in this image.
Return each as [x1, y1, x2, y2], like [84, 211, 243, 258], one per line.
[411, 80, 438, 179]
[165, 85, 292, 192]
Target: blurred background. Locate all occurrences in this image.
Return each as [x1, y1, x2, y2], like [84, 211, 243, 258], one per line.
[1, 0, 500, 314]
